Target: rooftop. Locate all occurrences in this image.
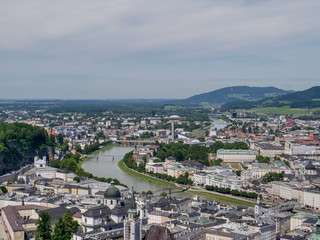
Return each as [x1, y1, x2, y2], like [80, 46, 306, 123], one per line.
[217, 149, 256, 155]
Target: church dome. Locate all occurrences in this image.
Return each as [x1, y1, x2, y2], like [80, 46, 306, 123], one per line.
[104, 181, 121, 199]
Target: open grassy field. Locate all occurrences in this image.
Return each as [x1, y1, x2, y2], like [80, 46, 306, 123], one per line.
[221, 162, 242, 170]
[187, 189, 255, 207]
[247, 106, 309, 115]
[118, 159, 176, 188]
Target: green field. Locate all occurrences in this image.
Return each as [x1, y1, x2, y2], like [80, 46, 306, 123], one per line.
[247, 106, 309, 115]
[118, 159, 176, 187]
[226, 94, 249, 100]
[187, 189, 255, 207]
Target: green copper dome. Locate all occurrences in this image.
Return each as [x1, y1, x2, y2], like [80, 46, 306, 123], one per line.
[104, 181, 121, 199]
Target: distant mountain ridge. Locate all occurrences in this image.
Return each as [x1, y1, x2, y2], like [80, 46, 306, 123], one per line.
[178, 86, 291, 105]
[221, 86, 320, 110]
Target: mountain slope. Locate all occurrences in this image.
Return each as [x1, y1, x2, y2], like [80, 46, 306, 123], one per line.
[179, 86, 291, 105]
[0, 122, 53, 175]
[222, 86, 320, 110]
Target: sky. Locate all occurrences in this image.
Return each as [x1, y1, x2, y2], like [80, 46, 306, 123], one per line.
[0, 0, 320, 99]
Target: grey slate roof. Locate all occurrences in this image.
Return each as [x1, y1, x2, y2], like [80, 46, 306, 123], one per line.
[82, 204, 111, 218]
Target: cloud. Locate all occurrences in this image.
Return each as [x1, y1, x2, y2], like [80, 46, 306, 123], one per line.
[0, 0, 319, 98]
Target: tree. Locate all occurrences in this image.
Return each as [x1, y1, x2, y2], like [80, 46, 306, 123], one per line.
[0, 186, 7, 193]
[262, 172, 284, 183]
[75, 145, 82, 153]
[49, 134, 56, 146]
[17, 177, 25, 184]
[51, 217, 64, 240]
[36, 211, 51, 240]
[57, 134, 65, 145]
[213, 158, 223, 166]
[256, 155, 270, 164]
[146, 190, 153, 195]
[52, 210, 79, 240]
[160, 192, 167, 198]
[210, 141, 224, 153]
[73, 176, 80, 183]
[62, 210, 79, 239]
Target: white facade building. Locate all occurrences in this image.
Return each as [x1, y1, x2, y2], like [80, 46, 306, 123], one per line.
[193, 172, 207, 186]
[217, 149, 256, 163]
[205, 173, 246, 190]
[284, 141, 318, 155]
[34, 156, 47, 167]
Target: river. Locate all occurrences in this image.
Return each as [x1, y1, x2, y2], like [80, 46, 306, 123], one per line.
[82, 145, 250, 206]
[210, 118, 228, 131]
[81, 145, 165, 193]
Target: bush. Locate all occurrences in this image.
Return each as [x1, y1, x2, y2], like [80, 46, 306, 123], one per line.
[0, 186, 8, 193]
[205, 185, 258, 199]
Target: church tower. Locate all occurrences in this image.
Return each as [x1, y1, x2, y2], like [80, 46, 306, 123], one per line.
[255, 195, 261, 216]
[124, 187, 142, 240]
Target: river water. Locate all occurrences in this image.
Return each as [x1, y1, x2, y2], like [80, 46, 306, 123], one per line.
[82, 145, 165, 193]
[82, 145, 248, 206]
[210, 118, 228, 131]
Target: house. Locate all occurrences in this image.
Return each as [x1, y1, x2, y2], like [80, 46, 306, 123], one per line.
[145, 163, 165, 174]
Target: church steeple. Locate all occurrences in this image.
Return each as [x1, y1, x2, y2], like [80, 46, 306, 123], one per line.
[124, 186, 141, 240]
[128, 187, 138, 219]
[255, 195, 261, 216]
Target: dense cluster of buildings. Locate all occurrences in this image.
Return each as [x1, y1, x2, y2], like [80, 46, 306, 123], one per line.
[2, 106, 320, 239]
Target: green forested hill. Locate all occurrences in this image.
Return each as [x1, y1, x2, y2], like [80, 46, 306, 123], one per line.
[178, 86, 291, 105]
[222, 86, 320, 110]
[0, 122, 53, 175]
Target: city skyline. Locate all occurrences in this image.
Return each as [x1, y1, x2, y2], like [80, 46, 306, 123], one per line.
[0, 0, 320, 99]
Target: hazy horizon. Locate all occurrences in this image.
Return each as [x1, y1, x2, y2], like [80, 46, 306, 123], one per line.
[0, 85, 314, 101]
[1, 1, 320, 99]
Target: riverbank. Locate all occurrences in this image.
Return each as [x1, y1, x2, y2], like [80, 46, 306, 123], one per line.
[118, 159, 176, 188]
[77, 143, 117, 168]
[187, 189, 255, 207]
[205, 118, 228, 130]
[118, 158, 255, 207]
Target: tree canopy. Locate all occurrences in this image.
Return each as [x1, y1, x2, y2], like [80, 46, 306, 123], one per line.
[156, 142, 209, 166]
[36, 211, 52, 240]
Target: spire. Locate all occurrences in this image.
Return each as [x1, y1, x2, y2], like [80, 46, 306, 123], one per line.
[128, 186, 137, 217]
[130, 186, 136, 210]
[255, 195, 261, 216]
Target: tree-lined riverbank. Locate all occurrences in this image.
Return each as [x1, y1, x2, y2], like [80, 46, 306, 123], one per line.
[118, 158, 176, 188]
[118, 152, 255, 207]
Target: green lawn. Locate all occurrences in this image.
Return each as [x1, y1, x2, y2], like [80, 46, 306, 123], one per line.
[187, 189, 255, 207]
[247, 106, 309, 115]
[118, 159, 176, 188]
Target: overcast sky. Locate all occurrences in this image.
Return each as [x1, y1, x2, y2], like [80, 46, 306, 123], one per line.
[0, 0, 320, 99]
